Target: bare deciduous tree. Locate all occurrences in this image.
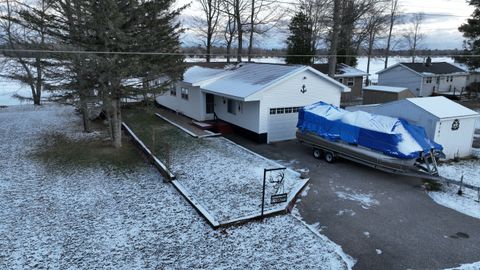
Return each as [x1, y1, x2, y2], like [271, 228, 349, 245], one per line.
[403, 12, 424, 63]
[0, 0, 51, 105]
[363, 6, 387, 84]
[384, 0, 400, 68]
[195, 0, 221, 62]
[221, 0, 237, 62]
[246, 0, 284, 62]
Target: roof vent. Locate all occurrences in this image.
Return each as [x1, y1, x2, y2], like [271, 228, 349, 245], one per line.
[425, 57, 432, 67]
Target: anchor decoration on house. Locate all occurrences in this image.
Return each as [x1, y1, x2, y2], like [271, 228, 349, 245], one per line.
[452, 119, 460, 131]
[300, 84, 307, 94]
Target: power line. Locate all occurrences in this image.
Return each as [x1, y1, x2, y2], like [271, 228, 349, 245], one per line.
[2, 48, 478, 58]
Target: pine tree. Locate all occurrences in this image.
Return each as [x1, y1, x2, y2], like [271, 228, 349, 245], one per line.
[285, 11, 314, 65]
[457, 0, 480, 70]
[20, 0, 186, 147]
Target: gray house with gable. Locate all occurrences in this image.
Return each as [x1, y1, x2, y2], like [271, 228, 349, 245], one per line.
[377, 58, 468, 97]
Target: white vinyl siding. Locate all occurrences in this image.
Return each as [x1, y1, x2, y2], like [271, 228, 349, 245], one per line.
[214, 96, 260, 133]
[156, 82, 206, 121]
[259, 69, 342, 141]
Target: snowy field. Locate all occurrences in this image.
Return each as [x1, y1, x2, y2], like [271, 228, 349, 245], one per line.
[0, 104, 354, 269]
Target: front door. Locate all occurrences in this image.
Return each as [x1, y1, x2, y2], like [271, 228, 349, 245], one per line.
[206, 94, 214, 114]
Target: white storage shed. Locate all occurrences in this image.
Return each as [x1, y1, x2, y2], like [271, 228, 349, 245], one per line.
[347, 97, 479, 159]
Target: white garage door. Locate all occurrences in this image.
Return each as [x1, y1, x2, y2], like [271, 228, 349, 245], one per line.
[268, 112, 299, 142]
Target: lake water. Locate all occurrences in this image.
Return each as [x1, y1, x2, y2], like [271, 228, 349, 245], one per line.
[0, 56, 456, 106]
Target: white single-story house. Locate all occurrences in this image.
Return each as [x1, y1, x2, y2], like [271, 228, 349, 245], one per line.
[347, 96, 479, 159]
[156, 63, 350, 143]
[362, 85, 415, 105]
[377, 58, 468, 97]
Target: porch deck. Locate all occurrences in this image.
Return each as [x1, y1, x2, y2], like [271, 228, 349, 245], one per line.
[154, 106, 214, 137]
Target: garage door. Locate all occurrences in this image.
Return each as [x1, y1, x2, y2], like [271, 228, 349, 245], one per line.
[268, 112, 299, 142]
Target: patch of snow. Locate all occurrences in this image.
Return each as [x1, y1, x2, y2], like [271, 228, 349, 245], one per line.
[335, 190, 380, 209]
[376, 249, 383, 255]
[363, 232, 370, 238]
[428, 186, 480, 219]
[337, 209, 356, 216]
[301, 184, 311, 197]
[406, 97, 479, 119]
[438, 160, 480, 187]
[0, 104, 354, 269]
[444, 261, 480, 270]
[291, 207, 357, 269]
[363, 85, 408, 93]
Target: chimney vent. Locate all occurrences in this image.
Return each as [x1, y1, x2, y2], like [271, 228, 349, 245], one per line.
[425, 57, 432, 67]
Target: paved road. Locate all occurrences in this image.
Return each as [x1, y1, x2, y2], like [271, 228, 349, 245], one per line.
[226, 135, 480, 270]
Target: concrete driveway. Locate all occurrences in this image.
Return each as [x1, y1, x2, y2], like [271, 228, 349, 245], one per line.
[226, 135, 480, 270]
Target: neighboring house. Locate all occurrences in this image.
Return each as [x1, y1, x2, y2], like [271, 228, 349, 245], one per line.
[311, 63, 368, 103]
[362, 85, 415, 105]
[156, 63, 350, 143]
[377, 58, 468, 97]
[348, 97, 479, 159]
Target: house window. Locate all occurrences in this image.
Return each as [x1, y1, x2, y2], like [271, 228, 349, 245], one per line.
[285, 107, 293, 114]
[170, 85, 176, 96]
[227, 99, 236, 115]
[270, 108, 276, 115]
[276, 108, 284, 114]
[425, 77, 432, 84]
[293, 107, 299, 113]
[181, 88, 189, 100]
[337, 78, 344, 84]
[347, 78, 355, 86]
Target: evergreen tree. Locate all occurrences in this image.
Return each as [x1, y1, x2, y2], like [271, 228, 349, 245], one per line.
[457, 0, 480, 70]
[286, 11, 314, 65]
[21, 0, 186, 147]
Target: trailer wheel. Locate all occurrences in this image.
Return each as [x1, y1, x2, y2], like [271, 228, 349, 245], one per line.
[313, 148, 324, 159]
[324, 151, 335, 163]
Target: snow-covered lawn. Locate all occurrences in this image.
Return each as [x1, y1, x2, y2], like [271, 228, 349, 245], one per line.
[172, 137, 307, 223]
[0, 105, 354, 269]
[124, 108, 307, 224]
[429, 157, 480, 219]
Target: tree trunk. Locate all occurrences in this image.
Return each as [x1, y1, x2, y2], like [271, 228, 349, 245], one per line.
[328, 0, 341, 78]
[206, 31, 212, 63]
[226, 43, 231, 63]
[247, 0, 255, 62]
[33, 58, 42, 105]
[236, 2, 243, 63]
[366, 32, 374, 86]
[385, 13, 394, 69]
[105, 94, 122, 148]
[79, 93, 92, 133]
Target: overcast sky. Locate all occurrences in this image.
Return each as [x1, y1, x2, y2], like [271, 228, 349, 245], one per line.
[177, 0, 475, 50]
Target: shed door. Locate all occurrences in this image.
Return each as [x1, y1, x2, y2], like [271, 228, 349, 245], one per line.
[267, 108, 299, 142]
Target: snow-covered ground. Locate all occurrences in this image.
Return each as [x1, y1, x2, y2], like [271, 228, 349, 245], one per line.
[429, 157, 480, 219]
[0, 104, 354, 269]
[444, 261, 480, 270]
[171, 136, 307, 223]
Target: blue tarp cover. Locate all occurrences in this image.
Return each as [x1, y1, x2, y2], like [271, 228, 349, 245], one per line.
[297, 102, 443, 159]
